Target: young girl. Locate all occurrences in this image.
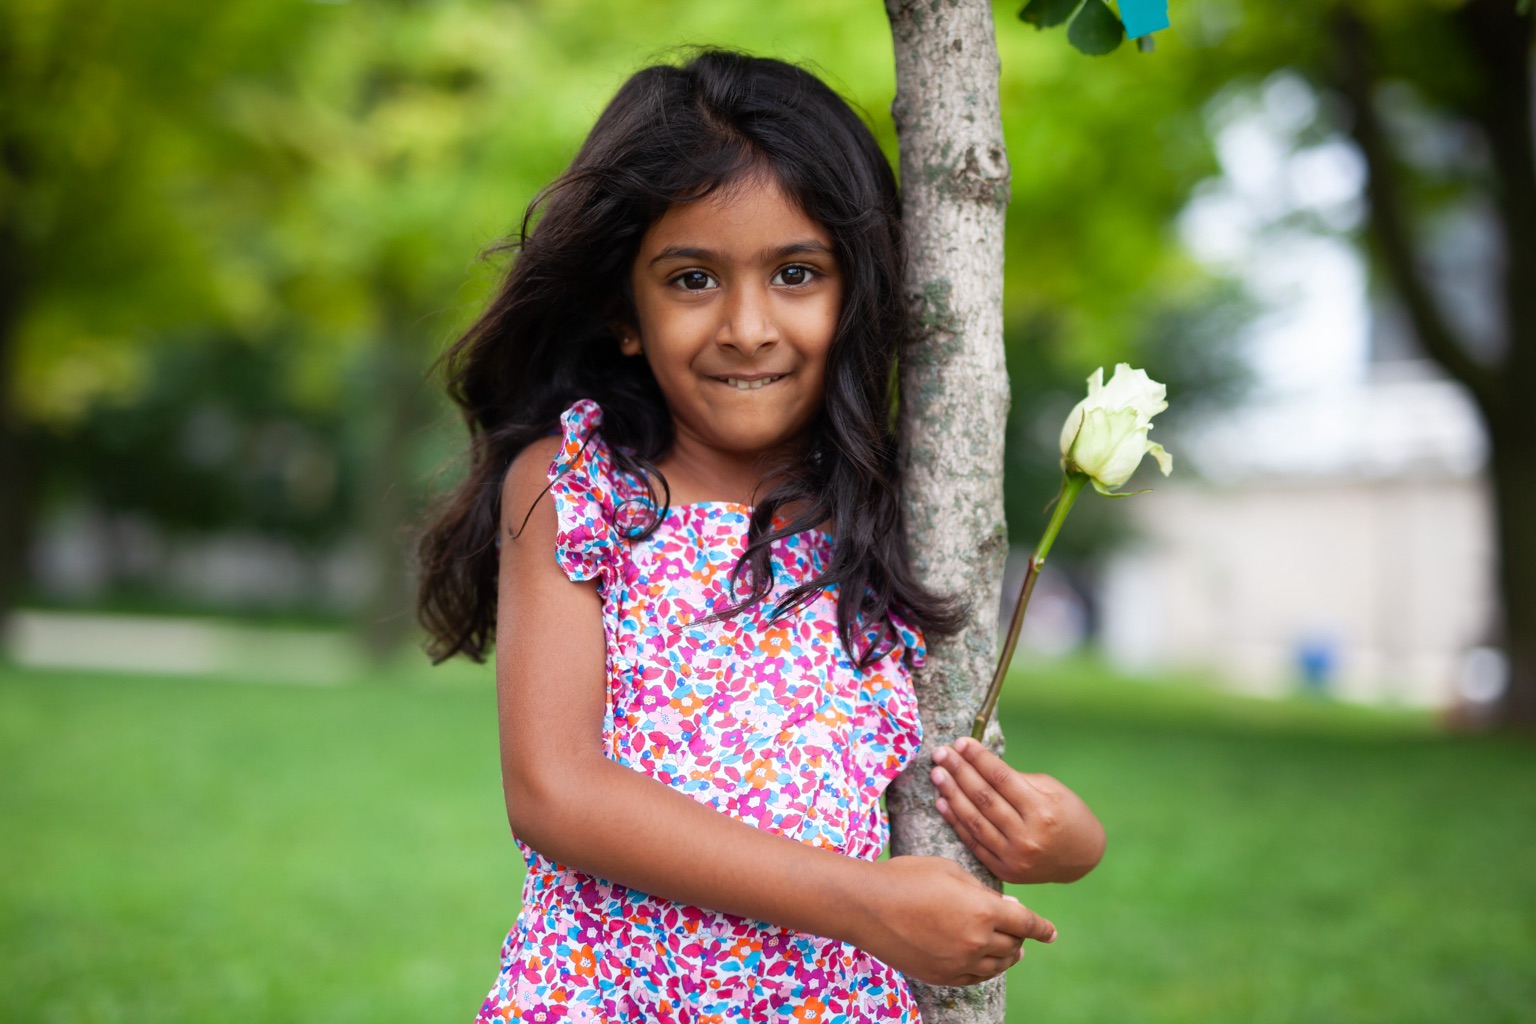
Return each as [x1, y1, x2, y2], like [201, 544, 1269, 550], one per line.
[417, 50, 1105, 1022]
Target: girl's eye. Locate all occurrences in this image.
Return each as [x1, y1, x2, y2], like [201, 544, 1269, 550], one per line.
[772, 265, 816, 287]
[674, 271, 717, 291]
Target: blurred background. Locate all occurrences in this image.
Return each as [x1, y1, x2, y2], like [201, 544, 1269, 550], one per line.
[2, 1, 1533, 1022]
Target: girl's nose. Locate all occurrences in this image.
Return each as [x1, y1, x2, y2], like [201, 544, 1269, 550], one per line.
[716, 284, 779, 354]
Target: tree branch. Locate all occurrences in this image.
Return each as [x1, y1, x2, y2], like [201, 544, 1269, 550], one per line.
[1331, 8, 1502, 417]
[1452, 0, 1536, 401]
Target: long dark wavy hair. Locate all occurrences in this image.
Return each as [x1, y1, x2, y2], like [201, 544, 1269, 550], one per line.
[416, 49, 962, 668]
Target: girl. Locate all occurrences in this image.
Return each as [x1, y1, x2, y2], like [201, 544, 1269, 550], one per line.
[417, 50, 1105, 1022]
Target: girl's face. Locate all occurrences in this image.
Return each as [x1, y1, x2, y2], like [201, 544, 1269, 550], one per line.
[622, 176, 841, 465]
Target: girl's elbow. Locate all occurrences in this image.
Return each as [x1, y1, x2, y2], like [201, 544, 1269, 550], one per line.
[502, 758, 563, 847]
[1062, 827, 1108, 883]
[501, 752, 601, 855]
[1088, 822, 1108, 869]
[1053, 861, 1097, 884]
[502, 789, 537, 845]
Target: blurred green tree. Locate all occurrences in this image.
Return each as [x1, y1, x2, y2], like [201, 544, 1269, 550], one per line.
[0, 0, 918, 650]
[2, 1, 1363, 670]
[0, 0, 326, 613]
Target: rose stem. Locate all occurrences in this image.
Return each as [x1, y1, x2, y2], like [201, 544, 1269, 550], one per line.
[971, 472, 1089, 741]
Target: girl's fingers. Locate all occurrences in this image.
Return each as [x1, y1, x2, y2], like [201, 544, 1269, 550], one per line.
[934, 794, 1009, 879]
[965, 924, 1032, 982]
[951, 951, 1023, 988]
[996, 894, 1057, 944]
[973, 951, 1025, 980]
[953, 737, 1045, 809]
[980, 930, 1027, 961]
[931, 761, 1021, 865]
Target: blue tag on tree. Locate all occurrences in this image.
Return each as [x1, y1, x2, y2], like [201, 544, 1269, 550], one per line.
[1118, 0, 1170, 39]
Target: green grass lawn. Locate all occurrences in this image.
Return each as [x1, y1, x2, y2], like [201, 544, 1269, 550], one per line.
[2, 650, 1533, 1023]
[995, 665, 1536, 1024]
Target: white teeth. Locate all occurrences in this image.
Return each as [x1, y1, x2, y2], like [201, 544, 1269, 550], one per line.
[724, 376, 782, 390]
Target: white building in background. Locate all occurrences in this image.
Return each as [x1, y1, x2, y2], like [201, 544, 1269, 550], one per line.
[1099, 360, 1495, 708]
[1093, 72, 1505, 709]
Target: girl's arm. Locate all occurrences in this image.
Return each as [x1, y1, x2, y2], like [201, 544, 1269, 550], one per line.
[495, 440, 1056, 988]
[930, 737, 1107, 884]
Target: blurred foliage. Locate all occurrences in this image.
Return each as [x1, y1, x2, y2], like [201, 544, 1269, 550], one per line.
[6, 0, 1498, 634]
[2, 0, 913, 629]
[0, 0, 319, 412]
[38, 336, 362, 541]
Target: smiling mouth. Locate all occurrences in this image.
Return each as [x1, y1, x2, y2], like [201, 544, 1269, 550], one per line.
[718, 375, 786, 391]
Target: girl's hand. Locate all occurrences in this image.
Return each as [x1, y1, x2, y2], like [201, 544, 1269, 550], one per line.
[931, 737, 1106, 884]
[855, 856, 1056, 987]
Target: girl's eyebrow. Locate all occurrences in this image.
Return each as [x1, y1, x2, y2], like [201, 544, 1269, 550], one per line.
[647, 240, 836, 266]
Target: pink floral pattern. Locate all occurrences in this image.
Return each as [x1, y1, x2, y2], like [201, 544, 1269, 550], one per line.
[476, 399, 925, 1023]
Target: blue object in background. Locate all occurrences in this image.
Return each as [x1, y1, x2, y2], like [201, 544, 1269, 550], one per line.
[1118, 0, 1170, 39]
[1295, 634, 1338, 696]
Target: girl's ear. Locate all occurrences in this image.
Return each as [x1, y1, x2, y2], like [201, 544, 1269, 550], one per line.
[616, 325, 643, 357]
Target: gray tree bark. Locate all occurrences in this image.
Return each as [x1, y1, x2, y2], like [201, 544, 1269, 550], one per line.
[884, 1, 1013, 1021]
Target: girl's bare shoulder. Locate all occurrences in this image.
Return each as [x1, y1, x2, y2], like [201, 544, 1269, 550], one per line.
[501, 436, 564, 535]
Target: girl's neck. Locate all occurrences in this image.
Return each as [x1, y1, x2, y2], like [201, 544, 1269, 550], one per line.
[655, 431, 806, 508]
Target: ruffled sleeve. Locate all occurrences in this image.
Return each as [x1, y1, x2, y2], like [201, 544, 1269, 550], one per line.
[546, 399, 627, 586]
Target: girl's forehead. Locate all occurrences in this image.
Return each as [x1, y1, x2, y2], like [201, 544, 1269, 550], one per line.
[640, 177, 831, 256]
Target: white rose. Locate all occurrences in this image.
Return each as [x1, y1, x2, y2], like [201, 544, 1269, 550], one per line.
[1058, 363, 1173, 495]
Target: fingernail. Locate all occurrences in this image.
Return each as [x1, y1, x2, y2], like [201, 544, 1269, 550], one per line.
[1048, 929, 1058, 943]
[932, 746, 949, 764]
[930, 766, 948, 786]
[935, 797, 949, 815]
[1002, 894, 1019, 903]
[955, 737, 972, 753]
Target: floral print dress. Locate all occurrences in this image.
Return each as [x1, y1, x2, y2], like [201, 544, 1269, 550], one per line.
[476, 399, 925, 1024]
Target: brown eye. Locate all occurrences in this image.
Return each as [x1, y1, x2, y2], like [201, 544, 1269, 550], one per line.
[772, 265, 814, 286]
[676, 271, 716, 291]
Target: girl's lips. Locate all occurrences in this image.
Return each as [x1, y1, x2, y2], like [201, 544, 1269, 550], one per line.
[716, 374, 787, 390]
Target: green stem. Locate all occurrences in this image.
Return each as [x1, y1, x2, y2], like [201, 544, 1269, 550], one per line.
[971, 472, 1089, 740]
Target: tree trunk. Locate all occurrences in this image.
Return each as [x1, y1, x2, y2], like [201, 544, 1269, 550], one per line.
[884, 1, 1013, 1020]
[0, 361, 39, 621]
[1489, 425, 1536, 729]
[0, 227, 39, 623]
[1456, 0, 1536, 731]
[1336, 0, 1536, 731]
